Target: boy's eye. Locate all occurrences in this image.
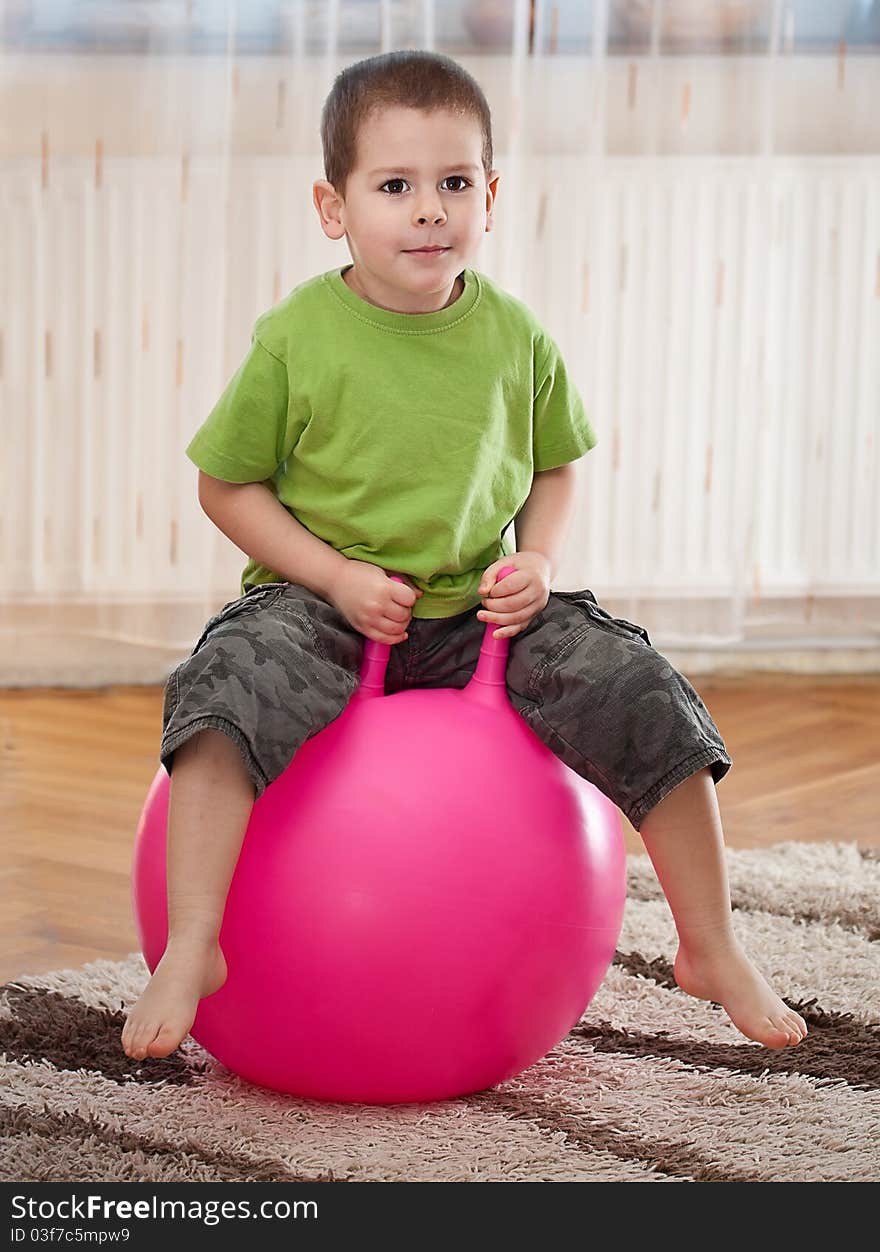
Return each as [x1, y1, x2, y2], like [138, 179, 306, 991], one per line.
[379, 176, 472, 195]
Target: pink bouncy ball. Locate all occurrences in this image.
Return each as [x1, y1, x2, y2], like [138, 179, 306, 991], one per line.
[132, 568, 626, 1104]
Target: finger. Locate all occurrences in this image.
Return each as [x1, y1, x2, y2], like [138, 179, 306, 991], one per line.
[480, 595, 538, 618]
[391, 585, 422, 606]
[488, 575, 523, 600]
[482, 597, 518, 618]
[373, 626, 408, 643]
[478, 613, 523, 631]
[480, 563, 522, 594]
[380, 613, 409, 633]
[381, 598, 412, 618]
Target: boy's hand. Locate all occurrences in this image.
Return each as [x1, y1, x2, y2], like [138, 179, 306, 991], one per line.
[477, 552, 552, 639]
[327, 560, 423, 645]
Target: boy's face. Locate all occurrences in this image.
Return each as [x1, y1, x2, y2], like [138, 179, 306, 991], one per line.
[313, 105, 499, 314]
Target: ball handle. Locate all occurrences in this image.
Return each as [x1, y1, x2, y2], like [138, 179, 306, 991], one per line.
[354, 565, 517, 704]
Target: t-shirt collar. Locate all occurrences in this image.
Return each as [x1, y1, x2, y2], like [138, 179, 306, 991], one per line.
[324, 264, 480, 333]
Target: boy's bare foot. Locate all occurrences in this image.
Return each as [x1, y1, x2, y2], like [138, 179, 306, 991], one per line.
[121, 940, 227, 1060]
[673, 932, 808, 1048]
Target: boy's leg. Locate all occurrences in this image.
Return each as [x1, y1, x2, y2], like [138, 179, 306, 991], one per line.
[121, 729, 254, 1060]
[122, 580, 365, 1060]
[502, 589, 807, 1049]
[639, 766, 807, 1047]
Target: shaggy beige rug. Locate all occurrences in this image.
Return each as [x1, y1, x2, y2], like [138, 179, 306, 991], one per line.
[2, 842, 878, 1183]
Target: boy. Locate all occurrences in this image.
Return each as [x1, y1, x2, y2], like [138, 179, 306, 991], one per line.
[122, 51, 806, 1062]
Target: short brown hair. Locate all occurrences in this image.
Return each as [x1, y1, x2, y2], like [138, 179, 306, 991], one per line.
[320, 50, 494, 201]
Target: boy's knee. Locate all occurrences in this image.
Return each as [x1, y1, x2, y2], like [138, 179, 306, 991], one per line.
[165, 722, 258, 794]
[171, 725, 227, 762]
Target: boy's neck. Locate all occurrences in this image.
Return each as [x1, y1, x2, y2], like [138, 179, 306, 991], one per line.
[343, 265, 464, 313]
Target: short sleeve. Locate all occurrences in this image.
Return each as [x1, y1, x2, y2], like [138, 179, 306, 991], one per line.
[532, 331, 597, 472]
[185, 332, 289, 483]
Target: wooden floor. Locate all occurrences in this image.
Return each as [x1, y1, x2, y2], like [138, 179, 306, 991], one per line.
[1, 675, 878, 984]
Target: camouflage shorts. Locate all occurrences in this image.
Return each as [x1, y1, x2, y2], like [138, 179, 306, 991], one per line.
[160, 580, 732, 831]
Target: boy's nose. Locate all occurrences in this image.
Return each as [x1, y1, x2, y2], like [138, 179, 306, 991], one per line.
[414, 199, 447, 224]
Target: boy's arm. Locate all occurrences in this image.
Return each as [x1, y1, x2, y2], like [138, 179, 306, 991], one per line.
[198, 472, 348, 600]
[513, 462, 580, 581]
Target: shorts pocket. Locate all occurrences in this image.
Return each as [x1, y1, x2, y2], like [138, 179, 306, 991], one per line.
[553, 588, 652, 646]
[192, 582, 287, 654]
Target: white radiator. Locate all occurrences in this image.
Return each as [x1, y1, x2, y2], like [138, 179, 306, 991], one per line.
[2, 155, 878, 625]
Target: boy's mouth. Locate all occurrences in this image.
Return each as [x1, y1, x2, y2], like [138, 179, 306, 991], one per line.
[405, 246, 450, 255]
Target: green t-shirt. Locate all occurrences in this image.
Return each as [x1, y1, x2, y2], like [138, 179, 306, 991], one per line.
[186, 264, 597, 618]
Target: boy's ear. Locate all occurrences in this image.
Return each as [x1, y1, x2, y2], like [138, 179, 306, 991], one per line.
[313, 180, 346, 241]
[485, 170, 500, 233]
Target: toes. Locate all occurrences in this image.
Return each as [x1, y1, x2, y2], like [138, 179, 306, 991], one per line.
[128, 1020, 159, 1061]
[147, 1024, 183, 1058]
[121, 1021, 142, 1059]
[763, 1018, 792, 1048]
[767, 1014, 806, 1047]
[781, 1010, 808, 1043]
[122, 1004, 191, 1060]
[791, 1020, 808, 1043]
